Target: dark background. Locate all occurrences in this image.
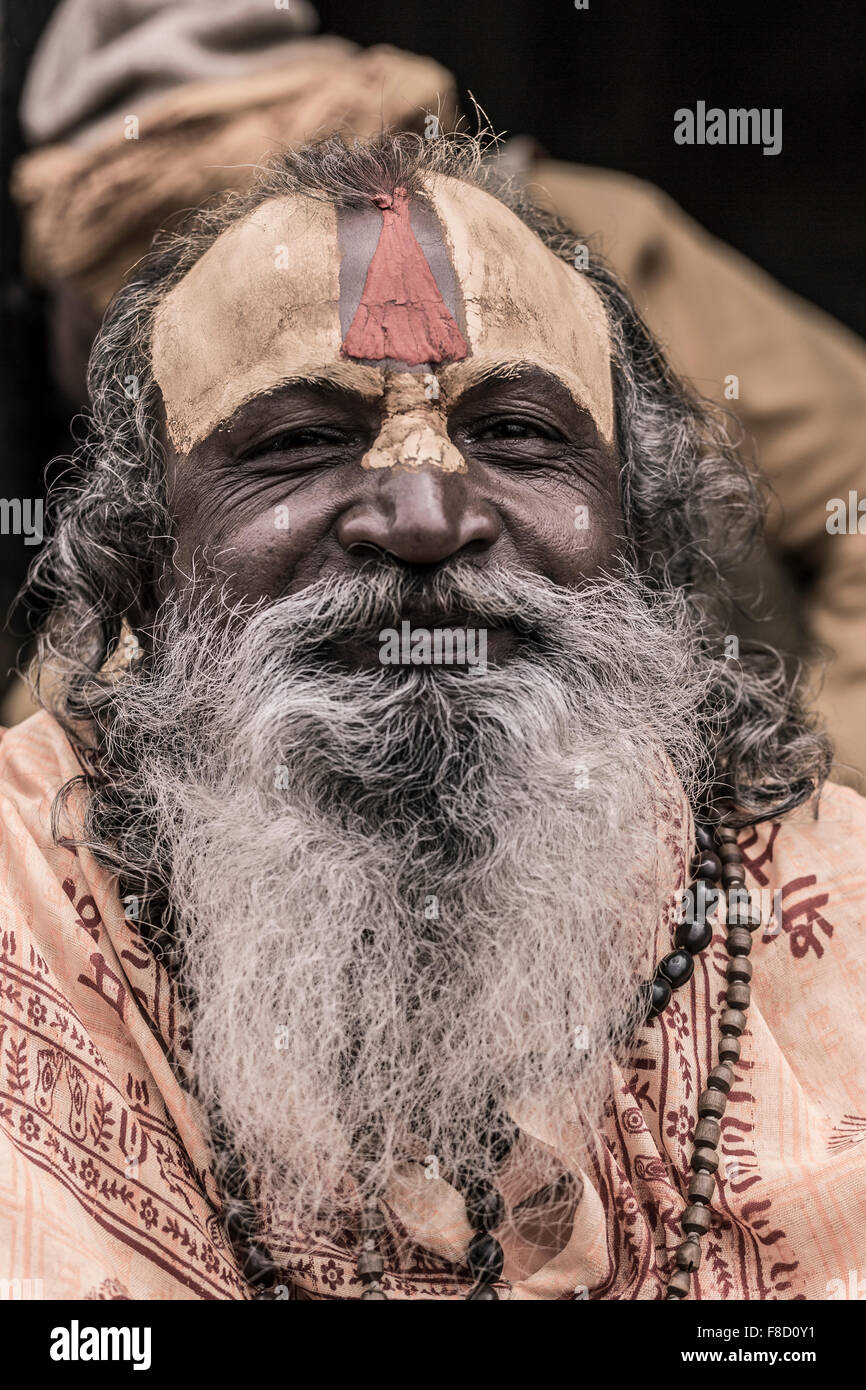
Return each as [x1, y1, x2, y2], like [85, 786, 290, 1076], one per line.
[0, 0, 864, 667]
[317, 0, 866, 339]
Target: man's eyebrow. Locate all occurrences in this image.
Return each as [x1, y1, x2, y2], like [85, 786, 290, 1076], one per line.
[214, 365, 384, 437]
[444, 360, 604, 427]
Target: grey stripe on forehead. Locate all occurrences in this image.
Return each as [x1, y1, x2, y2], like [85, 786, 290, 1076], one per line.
[336, 195, 468, 374]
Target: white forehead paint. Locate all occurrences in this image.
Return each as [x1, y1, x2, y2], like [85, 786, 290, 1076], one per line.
[426, 176, 614, 441]
[152, 195, 344, 455]
[152, 178, 614, 458]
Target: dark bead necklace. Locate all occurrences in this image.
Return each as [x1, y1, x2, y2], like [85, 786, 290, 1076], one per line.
[643, 820, 723, 1021]
[219, 820, 755, 1301]
[665, 822, 758, 1300]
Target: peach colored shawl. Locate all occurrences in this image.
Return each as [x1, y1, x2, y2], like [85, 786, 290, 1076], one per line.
[2, 711, 865, 1300]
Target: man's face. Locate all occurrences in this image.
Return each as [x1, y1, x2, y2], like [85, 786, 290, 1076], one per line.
[152, 176, 622, 659]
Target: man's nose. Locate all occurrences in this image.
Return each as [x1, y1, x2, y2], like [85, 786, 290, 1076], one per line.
[337, 469, 500, 565]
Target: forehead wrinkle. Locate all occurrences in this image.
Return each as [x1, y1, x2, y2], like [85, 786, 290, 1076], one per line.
[439, 358, 525, 394]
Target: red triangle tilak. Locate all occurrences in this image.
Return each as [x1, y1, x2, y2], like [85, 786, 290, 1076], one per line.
[341, 187, 468, 366]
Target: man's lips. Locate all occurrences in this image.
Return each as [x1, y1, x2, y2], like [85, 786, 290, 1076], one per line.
[395, 607, 494, 629]
[321, 606, 520, 667]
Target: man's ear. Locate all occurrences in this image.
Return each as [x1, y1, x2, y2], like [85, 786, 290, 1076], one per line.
[104, 616, 145, 674]
[123, 550, 176, 655]
[123, 592, 157, 656]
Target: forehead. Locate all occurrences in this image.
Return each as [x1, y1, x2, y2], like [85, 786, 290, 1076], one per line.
[152, 176, 614, 454]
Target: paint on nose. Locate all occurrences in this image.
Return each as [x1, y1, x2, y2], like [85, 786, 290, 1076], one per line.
[361, 374, 466, 473]
[339, 187, 468, 368]
[362, 411, 466, 474]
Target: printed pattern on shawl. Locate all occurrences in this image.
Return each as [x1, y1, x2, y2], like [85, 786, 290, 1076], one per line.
[1, 712, 865, 1299]
[0, 714, 243, 1300]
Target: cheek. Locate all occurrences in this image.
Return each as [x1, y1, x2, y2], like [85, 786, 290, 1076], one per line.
[169, 485, 336, 602]
[224, 516, 301, 600]
[534, 501, 622, 585]
[494, 466, 623, 586]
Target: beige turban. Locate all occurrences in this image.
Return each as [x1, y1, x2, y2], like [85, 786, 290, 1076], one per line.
[13, 0, 457, 313]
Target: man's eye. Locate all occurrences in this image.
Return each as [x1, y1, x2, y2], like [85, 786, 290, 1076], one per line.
[252, 428, 349, 454]
[473, 419, 560, 442]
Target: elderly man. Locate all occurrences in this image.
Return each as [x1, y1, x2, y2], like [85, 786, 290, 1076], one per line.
[2, 133, 865, 1302]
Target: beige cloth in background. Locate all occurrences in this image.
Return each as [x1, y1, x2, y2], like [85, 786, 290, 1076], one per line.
[2, 710, 866, 1299]
[19, 0, 322, 149]
[12, 45, 458, 313]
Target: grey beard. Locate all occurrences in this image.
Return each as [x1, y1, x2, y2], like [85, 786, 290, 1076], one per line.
[90, 561, 713, 1235]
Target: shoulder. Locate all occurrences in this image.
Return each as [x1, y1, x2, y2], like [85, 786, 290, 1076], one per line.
[765, 781, 866, 876]
[0, 711, 86, 913]
[741, 781, 866, 963]
[0, 711, 82, 842]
